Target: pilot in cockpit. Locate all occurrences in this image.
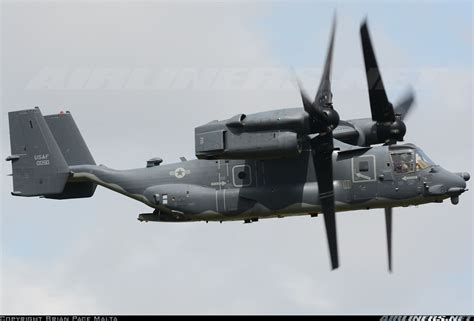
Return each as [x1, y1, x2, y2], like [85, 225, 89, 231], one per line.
[391, 151, 415, 174]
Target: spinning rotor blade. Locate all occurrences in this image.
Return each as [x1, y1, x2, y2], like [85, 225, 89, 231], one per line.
[312, 134, 339, 269]
[313, 15, 339, 269]
[297, 15, 340, 269]
[314, 15, 336, 110]
[394, 90, 415, 121]
[296, 78, 318, 116]
[385, 207, 393, 272]
[298, 15, 337, 128]
[360, 20, 411, 144]
[360, 21, 395, 123]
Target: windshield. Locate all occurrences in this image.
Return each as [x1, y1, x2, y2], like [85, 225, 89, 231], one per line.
[415, 148, 435, 170]
[391, 151, 415, 174]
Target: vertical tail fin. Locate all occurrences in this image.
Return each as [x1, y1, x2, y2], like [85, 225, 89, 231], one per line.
[43, 111, 97, 199]
[44, 112, 95, 166]
[7, 108, 70, 196]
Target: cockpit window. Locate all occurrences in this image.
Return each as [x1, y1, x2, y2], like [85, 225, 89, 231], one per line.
[415, 148, 435, 170]
[391, 151, 415, 174]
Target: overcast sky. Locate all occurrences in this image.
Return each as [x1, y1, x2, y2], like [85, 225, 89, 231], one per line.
[1, 0, 473, 315]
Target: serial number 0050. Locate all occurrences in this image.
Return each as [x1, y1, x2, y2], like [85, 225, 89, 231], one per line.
[34, 153, 50, 166]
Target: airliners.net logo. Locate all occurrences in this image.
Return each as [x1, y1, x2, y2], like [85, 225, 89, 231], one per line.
[381, 316, 472, 321]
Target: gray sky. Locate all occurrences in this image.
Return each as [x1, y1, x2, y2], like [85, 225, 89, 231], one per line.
[1, 0, 473, 314]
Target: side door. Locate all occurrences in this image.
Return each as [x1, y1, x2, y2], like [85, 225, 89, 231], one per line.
[216, 160, 253, 213]
[352, 155, 377, 201]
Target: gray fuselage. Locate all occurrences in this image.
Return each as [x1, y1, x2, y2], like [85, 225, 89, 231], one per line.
[69, 142, 466, 223]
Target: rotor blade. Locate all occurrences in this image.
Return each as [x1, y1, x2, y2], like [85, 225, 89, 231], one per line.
[296, 78, 316, 115]
[384, 207, 393, 272]
[360, 21, 395, 123]
[296, 77, 328, 126]
[394, 90, 415, 120]
[312, 133, 339, 269]
[315, 14, 337, 109]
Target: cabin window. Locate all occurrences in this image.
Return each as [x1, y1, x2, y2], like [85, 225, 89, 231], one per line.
[232, 165, 252, 187]
[359, 161, 369, 172]
[352, 155, 376, 182]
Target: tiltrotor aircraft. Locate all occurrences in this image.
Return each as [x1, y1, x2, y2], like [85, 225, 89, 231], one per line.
[6, 19, 470, 270]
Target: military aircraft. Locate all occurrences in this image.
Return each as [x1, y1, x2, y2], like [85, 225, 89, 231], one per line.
[6, 18, 470, 271]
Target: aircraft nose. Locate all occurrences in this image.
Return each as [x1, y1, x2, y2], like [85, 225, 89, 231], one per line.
[426, 168, 468, 200]
[444, 170, 469, 205]
[455, 172, 470, 182]
[446, 172, 466, 193]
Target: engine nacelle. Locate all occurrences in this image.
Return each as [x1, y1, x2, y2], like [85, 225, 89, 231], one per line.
[337, 117, 407, 147]
[194, 109, 308, 160]
[195, 128, 302, 160]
